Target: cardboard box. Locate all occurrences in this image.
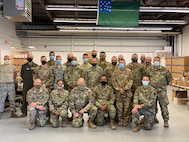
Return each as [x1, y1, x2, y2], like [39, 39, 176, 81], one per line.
[173, 98, 188, 105]
[172, 80, 177, 85]
[172, 90, 187, 101]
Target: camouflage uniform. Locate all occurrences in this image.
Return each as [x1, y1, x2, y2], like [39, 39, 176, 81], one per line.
[69, 86, 97, 128]
[27, 87, 49, 126]
[63, 62, 72, 67]
[97, 60, 111, 71]
[112, 68, 133, 125]
[85, 66, 103, 92]
[0, 64, 16, 112]
[64, 66, 83, 92]
[132, 85, 157, 130]
[46, 60, 56, 67]
[79, 63, 92, 76]
[104, 65, 118, 86]
[52, 64, 66, 89]
[33, 65, 54, 92]
[49, 89, 69, 127]
[146, 65, 172, 121]
[126, 62, 145, 94]
[93, 84, 116, 125]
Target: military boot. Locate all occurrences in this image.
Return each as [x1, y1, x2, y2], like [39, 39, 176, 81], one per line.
[140, 117, 144, 125]
[164, 120, 169, 128]
[118, 119, 123, 126]
[110, 120, 116, 130]
[11, 111, 19, 118]
[62, 119, 67, 128]
[154, 116, 159, 123]
[88, 119, 96, 129]
[28, 123, 35, 130]
[132, 125, 140, 132]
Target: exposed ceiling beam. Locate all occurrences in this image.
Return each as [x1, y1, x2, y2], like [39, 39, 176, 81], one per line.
[38, 0, 53, 21]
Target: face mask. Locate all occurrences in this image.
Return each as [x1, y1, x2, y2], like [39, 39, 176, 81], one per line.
[146, 62, 151, 65]
[132, 58, 138, 62]
[100, 56, 105, 61]
[4, 60, 10, 65]
[57, 85, 64, 89]
[78, 84, 85, 90]
[67, 58, 72, 62]
[27, 58, 33, 62]
[154, 61, 160, 67]
[142, 81, 149, 86]
[140, 58, 145, 62]
[92, 54, 97, 58]
[91, 63, 97, 66]
[112, 62, 117, 66]
[34, 85, 41, 89]
[56, 60, 61, 65]
[101, 81, 107, 86]
[71, 61, 77, 66]
[83, 58, 88, 63]
[50, 56, 54, 60]
[41, 61, 46, 65]
[119, 63, 124, 69]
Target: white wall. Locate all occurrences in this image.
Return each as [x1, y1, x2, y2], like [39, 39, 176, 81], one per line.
[0, 14, 22, 63]
[182, 25, 189, 56]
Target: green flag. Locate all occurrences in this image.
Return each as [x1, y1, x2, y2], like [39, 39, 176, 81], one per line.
[97, 1, 140, 27]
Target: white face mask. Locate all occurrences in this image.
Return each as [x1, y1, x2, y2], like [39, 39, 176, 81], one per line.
[4, 60, 10, 65]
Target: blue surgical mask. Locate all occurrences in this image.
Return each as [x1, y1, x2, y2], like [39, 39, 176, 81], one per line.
[56, 60, 61, 65]
[71, 61, 77, 66]
[50, 56, 54, 60]
[154, 61, 160, 67]
[83, 58, 88, 63]
[119, 63, 125, 69]
[142, 81, 149, 86]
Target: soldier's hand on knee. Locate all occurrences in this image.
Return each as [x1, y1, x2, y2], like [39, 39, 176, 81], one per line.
[132, 107, 138, 114]
[29, 102, 37, 108]
[74, 112, 80, 118]
[79, 109, 85, 114]
[37, 105, 46, 111]
[55, 110, 60, 115]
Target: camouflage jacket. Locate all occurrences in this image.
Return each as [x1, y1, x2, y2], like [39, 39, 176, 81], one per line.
[93, 84, 115, 108]
[33, 65, 54, 88]
[133, 85, 157, 111]
[69, 86, 94, 114]
[146, 65, 172, 91]
[27, 87, 49, 106]
[49, 89, 69, 113]
[97, 60, 111, 71]
[126, 62, 145, 90]
[104, 65, 118, 86]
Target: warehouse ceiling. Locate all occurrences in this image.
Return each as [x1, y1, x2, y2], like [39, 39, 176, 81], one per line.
[2, 0, 189, 37]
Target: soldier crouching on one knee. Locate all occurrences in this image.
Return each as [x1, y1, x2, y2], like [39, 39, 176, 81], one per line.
[131, 76, 157, 132]
[49, 79, 69, 128]
[27, 78, 49, 130]
[69, 78, 97, 128]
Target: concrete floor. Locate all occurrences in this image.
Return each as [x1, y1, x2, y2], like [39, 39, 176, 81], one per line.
[0, 86, 189, 142]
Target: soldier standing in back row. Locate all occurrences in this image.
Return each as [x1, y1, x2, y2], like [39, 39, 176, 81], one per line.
[20, 53, 38, 117]
[146, 56, 172, 127]
[97, 51, 111, 71]
[46, 51, 56, 67]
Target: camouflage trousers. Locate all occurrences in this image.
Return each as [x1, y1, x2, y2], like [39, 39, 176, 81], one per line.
[0, 82, 16, 112]
[28, 107, 47, 127]
[50, 109, 68, 127]
[132, 107, 155, 130]
[95, 104, 116, 125]
[156, 90, 169, 120]
[116, 96, 132, 123]
[72, 106, 97, 128]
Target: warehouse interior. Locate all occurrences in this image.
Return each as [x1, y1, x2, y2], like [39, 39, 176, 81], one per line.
[0, 0, 189, 141]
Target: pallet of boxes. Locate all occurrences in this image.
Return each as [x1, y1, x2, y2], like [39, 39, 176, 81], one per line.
[183, 71, 189, 109]
[165, 56, 189, 105]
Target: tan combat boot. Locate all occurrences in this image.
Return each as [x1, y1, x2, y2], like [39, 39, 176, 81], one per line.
[132, 125, 140, 132]
[118, 119, 123, 126]
[28, 123, 35, 130]
[88, 119, 96, 129]
[11, 111, 19, 118]
[110, 120, 116, 130]
[164, 120, 169, 128]
[62, 120, 67, 128]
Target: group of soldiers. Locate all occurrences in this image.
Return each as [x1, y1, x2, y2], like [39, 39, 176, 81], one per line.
[0, 50, 172, 132]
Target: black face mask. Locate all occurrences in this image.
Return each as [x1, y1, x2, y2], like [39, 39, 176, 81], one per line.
[112, 62, 117, 66]
[67, 58, 72, 62]
[101, 81, 107, 86]
[91, 63, 97, 66]
[27, 58, 33, 62]
[92, 54, 97, 58]
[140, 58, 145, 62]
[41, 61, 46, 65]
